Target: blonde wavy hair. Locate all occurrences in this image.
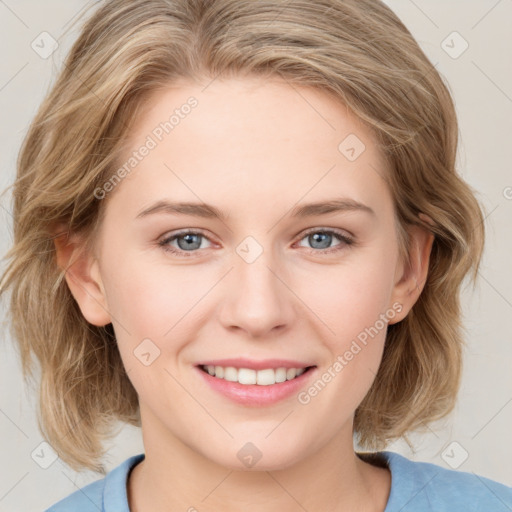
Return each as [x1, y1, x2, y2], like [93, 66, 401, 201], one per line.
[0, 0, 485, 474]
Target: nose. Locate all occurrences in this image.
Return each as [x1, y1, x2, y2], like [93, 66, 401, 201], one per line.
[218, 244, 296, 339]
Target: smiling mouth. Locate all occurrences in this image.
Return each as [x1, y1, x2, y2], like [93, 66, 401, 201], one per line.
[199, 364, 315, 386]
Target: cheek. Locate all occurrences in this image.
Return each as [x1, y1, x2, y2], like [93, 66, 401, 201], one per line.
[101, 257, 200, 395]
[298, 261, 394, 419]
[295, 244, 398, 346]
[101, 249, 208, 335]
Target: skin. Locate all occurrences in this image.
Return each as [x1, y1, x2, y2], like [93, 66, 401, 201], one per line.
[54, 76, 434, 512]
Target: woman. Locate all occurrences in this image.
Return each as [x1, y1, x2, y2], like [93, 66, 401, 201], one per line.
[1, 0, 510, 510]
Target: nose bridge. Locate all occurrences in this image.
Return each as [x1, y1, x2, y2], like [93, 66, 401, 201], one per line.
[219, 234, 294, 336]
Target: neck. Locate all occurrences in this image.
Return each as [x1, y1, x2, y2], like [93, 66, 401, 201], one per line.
[128, 413, 391, 512]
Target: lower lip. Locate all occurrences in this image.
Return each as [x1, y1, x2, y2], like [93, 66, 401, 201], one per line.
[195, 366, 316, 406]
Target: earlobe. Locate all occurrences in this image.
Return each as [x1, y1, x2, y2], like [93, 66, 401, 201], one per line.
[388, 213, 435, 324]
[52, 224, 111, 327]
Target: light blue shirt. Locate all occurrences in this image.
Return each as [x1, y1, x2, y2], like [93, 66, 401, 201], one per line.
[45, 451, 512, 511]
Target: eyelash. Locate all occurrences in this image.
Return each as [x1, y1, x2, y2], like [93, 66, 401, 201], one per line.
[158, 228, 354, 258]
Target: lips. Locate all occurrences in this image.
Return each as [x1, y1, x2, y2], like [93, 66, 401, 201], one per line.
[195, 358, 317, 406]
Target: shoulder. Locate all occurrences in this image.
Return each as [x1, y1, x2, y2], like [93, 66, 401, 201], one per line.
[377, 450, 512, 512]
[44, 454, 145, 512]
[44, 476, 104, 512]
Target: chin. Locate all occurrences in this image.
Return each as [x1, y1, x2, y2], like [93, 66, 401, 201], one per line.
[203, 438, 310, 472]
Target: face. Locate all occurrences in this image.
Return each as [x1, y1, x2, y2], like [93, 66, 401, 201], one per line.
[82, 76, 414, 470]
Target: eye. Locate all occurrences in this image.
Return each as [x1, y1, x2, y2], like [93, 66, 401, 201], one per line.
[158, 230, 213, 257]
[295, 228, 354, 255]
[158, 227, 354, 258]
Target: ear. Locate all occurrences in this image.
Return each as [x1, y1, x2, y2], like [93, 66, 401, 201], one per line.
[51, 223, 111, 327]
[388, 213, 435, 324]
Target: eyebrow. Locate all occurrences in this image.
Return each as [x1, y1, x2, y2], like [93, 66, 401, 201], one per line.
[135, 197, 375, 221]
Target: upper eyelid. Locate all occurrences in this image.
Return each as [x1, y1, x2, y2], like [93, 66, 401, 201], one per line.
[299, 226, 353, 238]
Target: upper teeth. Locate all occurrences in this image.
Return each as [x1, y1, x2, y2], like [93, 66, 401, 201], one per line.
[203, 365, 306, 385]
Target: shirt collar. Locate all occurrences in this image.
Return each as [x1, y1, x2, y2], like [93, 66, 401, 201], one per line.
[103, 453, 145, 511]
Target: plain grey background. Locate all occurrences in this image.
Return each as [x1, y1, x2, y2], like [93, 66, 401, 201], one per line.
[0, 1, 511, 510]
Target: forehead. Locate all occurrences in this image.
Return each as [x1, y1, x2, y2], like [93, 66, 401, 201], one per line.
[112, 76, 391, 217]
